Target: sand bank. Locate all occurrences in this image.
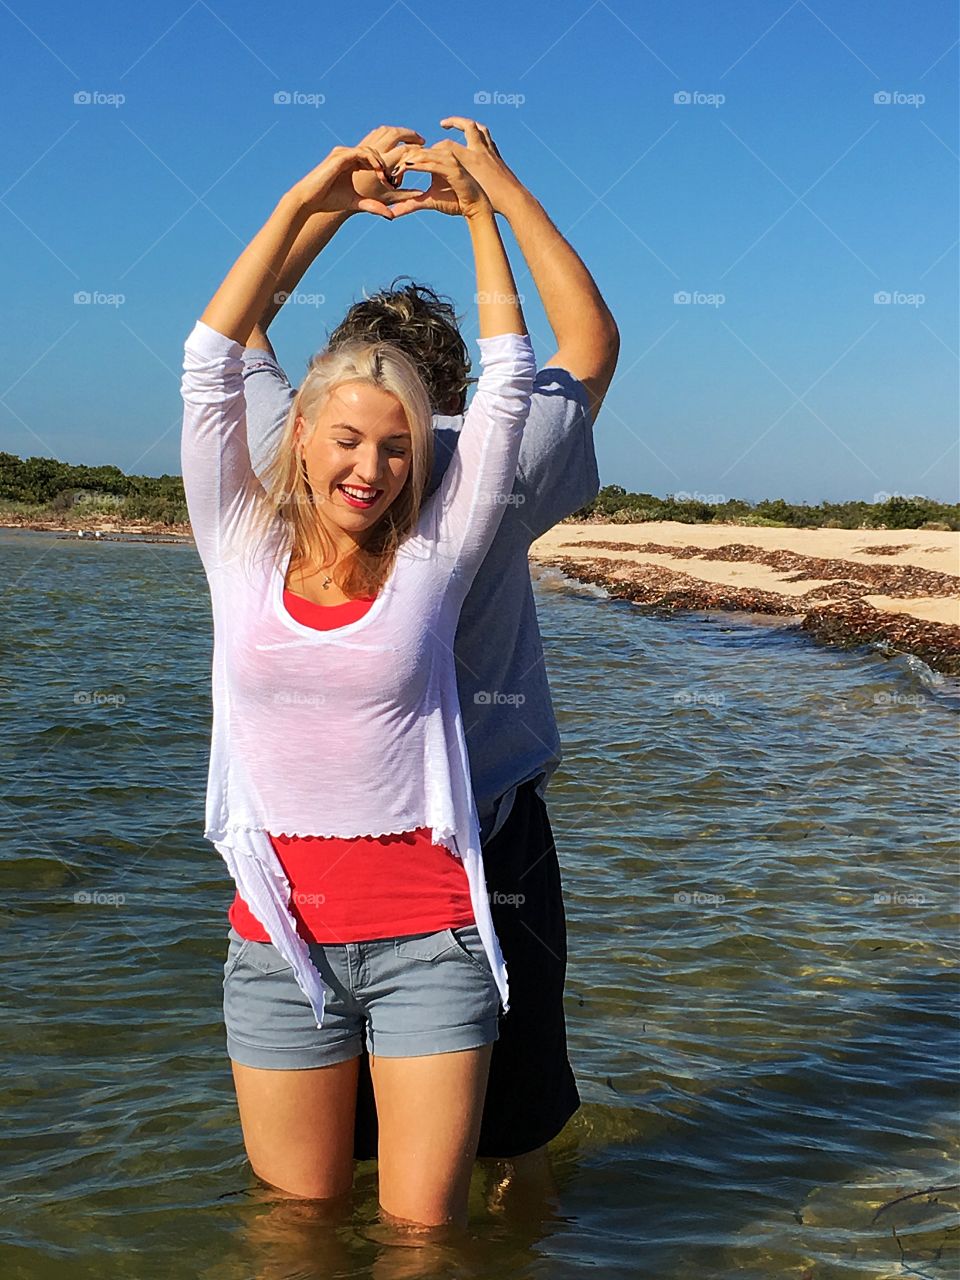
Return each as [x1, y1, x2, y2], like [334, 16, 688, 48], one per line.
[529, 522, 960, 674]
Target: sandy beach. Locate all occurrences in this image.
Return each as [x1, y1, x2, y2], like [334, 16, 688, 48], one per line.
[530, 521, 960, 674]
[5, 514, 958, 672]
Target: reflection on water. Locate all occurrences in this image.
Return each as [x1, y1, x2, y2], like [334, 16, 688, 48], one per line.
[1, 531, 957, 1279]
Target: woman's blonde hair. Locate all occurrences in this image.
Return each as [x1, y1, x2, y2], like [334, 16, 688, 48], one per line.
[245, 339, 434, 599]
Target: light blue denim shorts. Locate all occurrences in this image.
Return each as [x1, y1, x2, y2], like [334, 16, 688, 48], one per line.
[222, 923, 501, 1070]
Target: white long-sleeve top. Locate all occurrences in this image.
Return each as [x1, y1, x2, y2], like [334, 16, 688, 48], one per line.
[180, 319, 537, 1028]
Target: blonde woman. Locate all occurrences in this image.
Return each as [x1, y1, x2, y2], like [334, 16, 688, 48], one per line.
[180, 138, 535, 1230]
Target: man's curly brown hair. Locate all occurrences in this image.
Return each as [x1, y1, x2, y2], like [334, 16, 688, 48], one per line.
[326, 276, 475, 416]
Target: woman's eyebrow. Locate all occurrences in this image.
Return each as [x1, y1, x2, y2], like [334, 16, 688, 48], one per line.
[329, 422, 411, 440]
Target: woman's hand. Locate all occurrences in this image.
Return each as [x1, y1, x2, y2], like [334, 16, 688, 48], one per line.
[349, 124, 425, 209]
[387, 143, 493, 220]
[292, 145, 399, 219]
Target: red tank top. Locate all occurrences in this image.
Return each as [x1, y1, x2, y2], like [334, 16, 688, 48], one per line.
[227, 587, 476, 943]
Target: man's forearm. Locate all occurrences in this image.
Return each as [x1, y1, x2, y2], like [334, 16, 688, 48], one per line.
[499, 186, 617, 354]
[243, 209, 353, 343]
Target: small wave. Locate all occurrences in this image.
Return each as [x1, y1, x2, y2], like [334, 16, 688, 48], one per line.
[531, 563, 611, 599]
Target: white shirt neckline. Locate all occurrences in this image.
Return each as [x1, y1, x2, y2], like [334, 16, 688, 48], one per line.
[270, 540, 398, 642]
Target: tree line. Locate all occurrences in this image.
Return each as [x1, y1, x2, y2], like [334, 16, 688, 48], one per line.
[0, 452, 956, 530]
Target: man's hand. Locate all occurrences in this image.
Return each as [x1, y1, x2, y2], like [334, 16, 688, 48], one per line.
[389, 145, 492, 220]
[436, 117, 524, 215]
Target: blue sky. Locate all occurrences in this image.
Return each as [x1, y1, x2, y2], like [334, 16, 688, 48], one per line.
[1, 0, 957, 504]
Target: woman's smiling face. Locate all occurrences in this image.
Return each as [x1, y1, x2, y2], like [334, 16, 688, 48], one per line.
[295, 380, 412, 533]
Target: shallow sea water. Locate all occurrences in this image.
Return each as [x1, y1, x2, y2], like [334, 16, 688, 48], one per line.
[1, 530, 957, 1279]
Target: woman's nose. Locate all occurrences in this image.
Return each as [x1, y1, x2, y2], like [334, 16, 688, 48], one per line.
[355, 449, 384, 483]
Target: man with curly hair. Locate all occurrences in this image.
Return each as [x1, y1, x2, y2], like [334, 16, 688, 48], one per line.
[230, 119, 619, 1199]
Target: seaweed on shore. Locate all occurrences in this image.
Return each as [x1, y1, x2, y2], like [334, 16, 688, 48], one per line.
[538, 553, 960, 676]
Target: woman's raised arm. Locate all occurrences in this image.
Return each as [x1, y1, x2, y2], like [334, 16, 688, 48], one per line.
[181, 145, 397, 574]
[393, 147, 536, 589]
[199, 145, 395, 344]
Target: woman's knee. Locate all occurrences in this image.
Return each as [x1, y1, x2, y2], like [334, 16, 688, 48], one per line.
[230, 1057, 361, 1200]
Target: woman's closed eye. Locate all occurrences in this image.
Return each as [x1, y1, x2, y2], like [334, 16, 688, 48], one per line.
[336, 440, 407, 457]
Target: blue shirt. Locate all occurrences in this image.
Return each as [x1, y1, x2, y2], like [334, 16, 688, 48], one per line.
[240, 344, 599, 842]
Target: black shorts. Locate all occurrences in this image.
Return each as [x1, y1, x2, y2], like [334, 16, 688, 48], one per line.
[352, 777, 580, 1159]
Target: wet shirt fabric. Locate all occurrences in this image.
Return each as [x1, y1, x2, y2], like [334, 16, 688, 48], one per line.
[239, 343, 600, 845]
[180, 319, 537, 1028]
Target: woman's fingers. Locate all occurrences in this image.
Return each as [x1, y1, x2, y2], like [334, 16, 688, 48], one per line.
[354, 197, 395, 219]
[394, 148, 456, 175]
[374, 126, 425, 149]
[385, 193, 434, 218]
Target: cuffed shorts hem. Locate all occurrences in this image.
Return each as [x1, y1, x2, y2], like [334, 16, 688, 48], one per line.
[366, 1018, 499, 1058]
[226, 1032, 364, 1071]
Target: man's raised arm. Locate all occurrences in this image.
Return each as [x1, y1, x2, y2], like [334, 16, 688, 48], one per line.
[434, 117, 619, 426]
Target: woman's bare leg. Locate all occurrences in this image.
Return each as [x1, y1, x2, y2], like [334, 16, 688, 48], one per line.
[369, 1044, 493, 1229]
[230, 1056, 360, 1201]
